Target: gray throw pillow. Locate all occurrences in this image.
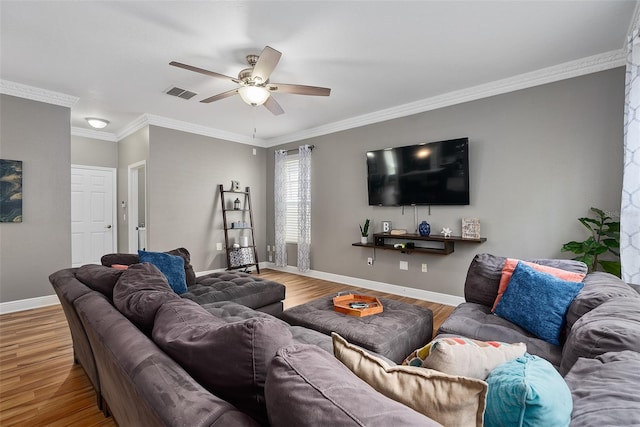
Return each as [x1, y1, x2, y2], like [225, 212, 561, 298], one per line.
[112, 263, 179, 333]
[101, 247, 197, 286]
[152, 298, 293, 425]
[76, 264, 124, 300]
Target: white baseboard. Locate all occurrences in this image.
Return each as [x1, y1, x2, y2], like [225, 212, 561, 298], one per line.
[0, 294, 60, 315]
[263, 263, 465, 307]
[195, 262, 272, 277]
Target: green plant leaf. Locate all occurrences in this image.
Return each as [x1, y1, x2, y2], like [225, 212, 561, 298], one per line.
[602, 238, 619, 249]
[604, 222, 620, 233]
[598, 260, 622, 278]
[579, 217, 600, 231]
[562, 241, 585, 253]
[576, 254, 595, 270]
[590, 207, 607, 219]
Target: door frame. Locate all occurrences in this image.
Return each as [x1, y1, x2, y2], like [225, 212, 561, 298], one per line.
[70, 164, 118, 262]
[128, 160, 147, 253]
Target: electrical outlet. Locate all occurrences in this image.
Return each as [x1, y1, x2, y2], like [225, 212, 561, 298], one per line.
[422, 263, 428, 273]
[216, 242, 223, 251]
[269, 254, 273, 262]
[367, 257, 373, 266]
[267, 245, 271, 252]
[400, 261, 408, 270]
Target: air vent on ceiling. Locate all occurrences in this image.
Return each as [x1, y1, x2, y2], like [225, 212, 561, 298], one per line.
[165, 86, 197, 100]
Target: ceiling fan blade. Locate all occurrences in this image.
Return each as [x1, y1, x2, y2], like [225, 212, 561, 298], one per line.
[200, 89, 239, 103]
[251, 46, 282, 83]
[263, 96, 284, 115]
[268, 83, 331, 96]
[170, 61, 239, 83]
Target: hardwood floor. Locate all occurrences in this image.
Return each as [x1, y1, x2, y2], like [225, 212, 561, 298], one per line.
[0, 269, 455, 426]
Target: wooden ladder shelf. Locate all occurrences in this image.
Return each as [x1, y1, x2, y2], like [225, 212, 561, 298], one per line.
[219, 184, 260, 273]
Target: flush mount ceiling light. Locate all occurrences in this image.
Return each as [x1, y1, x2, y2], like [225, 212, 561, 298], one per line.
[85, 117, 109, 129]
[238, 85, 270, 106]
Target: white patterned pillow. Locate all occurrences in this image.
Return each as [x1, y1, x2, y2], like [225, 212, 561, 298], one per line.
[403, 336, 526, 380]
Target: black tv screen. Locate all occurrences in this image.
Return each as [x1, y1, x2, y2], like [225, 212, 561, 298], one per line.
[366, 138, 469, 206]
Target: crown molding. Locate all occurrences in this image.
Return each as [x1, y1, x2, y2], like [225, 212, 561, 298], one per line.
[627, 0, 640, 43]
[0, 79, 78, 108]
[264, 49, 626, 147]
[71, 126, 118, 142]
[117, 113, 266, 146]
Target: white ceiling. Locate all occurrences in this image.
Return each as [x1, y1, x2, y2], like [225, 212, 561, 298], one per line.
[1, 1, 637, 146]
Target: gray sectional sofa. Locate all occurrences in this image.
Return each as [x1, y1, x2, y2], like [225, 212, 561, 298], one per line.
[49, 251, 438, 426]
[49, 250, 640, 426]
[438, 253, 640, 425]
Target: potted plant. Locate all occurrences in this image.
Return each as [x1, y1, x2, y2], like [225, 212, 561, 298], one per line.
[561, 207, 621, 277]
[359, 219, 370, 244]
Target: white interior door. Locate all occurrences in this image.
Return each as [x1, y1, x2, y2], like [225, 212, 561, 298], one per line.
[71, 165, 117, 267]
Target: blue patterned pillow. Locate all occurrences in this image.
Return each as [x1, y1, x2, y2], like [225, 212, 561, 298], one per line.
[485, 354, 572, 427]
[138, 250, 187, 294]
[494, 261, 583, 345]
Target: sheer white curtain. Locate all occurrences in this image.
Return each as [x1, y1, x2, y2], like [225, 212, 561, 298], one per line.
[274, 150, 288, 267]
[622, 24, 640, 285]
[297, 145, 312, 272]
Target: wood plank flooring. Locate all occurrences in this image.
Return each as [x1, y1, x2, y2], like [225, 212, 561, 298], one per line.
[0, 269, 455, 426]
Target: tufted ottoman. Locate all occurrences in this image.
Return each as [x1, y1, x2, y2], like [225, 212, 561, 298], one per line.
[280, 294, 433, 363]
[181, 271, 286, 315]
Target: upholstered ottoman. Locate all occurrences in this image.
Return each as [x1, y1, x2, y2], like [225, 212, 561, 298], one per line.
[280, 294, 433, 363]
[181, 271, 286, 315]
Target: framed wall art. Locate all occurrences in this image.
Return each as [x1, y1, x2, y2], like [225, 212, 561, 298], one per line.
[0, 159, 23, 222]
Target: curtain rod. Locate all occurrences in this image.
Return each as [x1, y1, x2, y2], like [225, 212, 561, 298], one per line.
[282, 144, 315, 154]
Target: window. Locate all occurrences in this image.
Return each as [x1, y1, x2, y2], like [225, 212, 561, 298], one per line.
[285, 154, 299, 243]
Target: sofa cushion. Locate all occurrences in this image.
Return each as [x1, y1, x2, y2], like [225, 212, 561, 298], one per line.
[403, 336, 526, 380]
[265, 344, 441, 427]
[112, 263, 179, 333]
[101, 247, 196, 286]
[333, 333, 487, 427]
[437, 303, 562, 368]
[182, 271, 285, 310]
[564, 351, 640, 426]
[493, 258, 585, 311]
[485, 354, 572, 427]
[464, 253, 587, 308]
[566, 272, 640, 330]
[138, 250, 187, 294]
[152, 298, 294, 425]
[76, 264, 124, 300]
[494, 262, 583, 346]
[560, 297, 640, 375]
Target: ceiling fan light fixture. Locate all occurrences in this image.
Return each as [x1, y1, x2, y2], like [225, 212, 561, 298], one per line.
[238, 86, 270, 106]
[85, 117, 110, 129]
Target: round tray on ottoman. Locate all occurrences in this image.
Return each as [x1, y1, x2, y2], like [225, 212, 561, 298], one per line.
[280, 294, 433, 363]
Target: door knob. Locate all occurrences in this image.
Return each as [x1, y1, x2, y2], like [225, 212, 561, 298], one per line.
[105, 225, 112, 229]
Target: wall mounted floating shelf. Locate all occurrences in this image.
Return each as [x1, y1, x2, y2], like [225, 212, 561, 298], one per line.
[352, 232, 486, 256]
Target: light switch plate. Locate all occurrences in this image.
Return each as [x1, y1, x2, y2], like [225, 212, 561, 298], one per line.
[400, 261, 408, 270]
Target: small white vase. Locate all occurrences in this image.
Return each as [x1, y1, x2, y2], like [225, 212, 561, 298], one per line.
[360, 236, 368, 244]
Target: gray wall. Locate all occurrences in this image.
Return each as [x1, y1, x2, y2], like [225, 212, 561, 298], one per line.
[117, 126, 149, 251]
[71, 135, 118, 168]
[267, 68, 625, 298]
[0, 94, 71, 303]
[147, 126, 266, 272]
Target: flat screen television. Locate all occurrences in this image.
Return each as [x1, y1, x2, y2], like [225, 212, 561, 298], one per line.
[366, 137, 469, 206]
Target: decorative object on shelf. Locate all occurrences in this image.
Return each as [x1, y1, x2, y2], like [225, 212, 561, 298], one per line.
[240, 236, 249, 247]
[462, 218, 481, 239]
[233, 243, 240, 249]
[0, 159, 22, 223]
[229, 247, 255, 267]
[441, 227, 453, 238]
[230, 180, 240, 192]
[360, 218, 370, 244]
[390, 229, 407, 235]
[233, 198, 241, 210]
[418, 221, 431, 237]
[375, 236, 385, 246]
[382, 221, 392, 233]
[561, 207, 621, 277]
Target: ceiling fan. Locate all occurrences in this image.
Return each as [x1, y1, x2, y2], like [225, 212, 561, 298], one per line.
[169, 46, 331, 116]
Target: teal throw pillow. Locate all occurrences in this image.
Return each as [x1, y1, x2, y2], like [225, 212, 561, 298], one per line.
[485, 354, 572, 427]
[138, 250, 188, 294]
[494, 261, 583, 345]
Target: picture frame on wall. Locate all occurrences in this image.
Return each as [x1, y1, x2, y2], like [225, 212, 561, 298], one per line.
[0, 159, 23, 223]
[462, 218, 480, 239]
